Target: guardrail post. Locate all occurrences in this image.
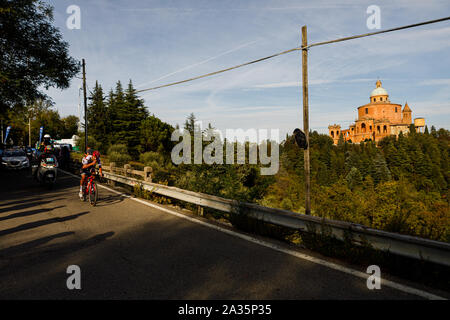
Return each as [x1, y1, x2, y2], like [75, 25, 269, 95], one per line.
[144, 166, 152, 182]
[109, 162, 116, 187]
[197, 205, 204, 217]
[124, 164, 131, 177]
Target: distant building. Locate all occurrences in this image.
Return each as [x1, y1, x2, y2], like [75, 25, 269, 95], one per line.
[328, 80, 425, 144]
[54, 135, 79, 151]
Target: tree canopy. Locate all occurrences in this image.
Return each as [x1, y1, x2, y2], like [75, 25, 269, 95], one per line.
[0, 0, 80, 113]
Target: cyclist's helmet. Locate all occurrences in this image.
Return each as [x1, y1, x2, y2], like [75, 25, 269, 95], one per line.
[93, 150, 100, 159]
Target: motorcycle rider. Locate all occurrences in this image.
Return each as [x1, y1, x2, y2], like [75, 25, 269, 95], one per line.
[38, 134, 52, 152]
[79, 148, 97, 199]
[33, 134, 57, 179]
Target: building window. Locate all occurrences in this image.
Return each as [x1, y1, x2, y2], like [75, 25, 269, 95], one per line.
[331, 131, 334, 138]
[377, 126, 380, 134]
[395, 107, 397, 112]
[362, 123, 366, 133]
[383, 125, 387, 133]
[365, 108, 368, 114]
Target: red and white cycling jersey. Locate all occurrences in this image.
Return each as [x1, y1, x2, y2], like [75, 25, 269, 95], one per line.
[82, 154, 94, 165]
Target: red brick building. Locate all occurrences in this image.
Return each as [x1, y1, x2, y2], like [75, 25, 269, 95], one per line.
[328, 80, 424, 144]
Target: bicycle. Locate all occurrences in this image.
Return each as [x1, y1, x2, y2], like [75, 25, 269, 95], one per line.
[81, 168, 98, 206]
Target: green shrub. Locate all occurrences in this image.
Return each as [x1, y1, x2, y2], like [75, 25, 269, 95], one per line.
[107, 144, 129, 155]
[108, 152, 131, 166]
[139, 151, 164, 169]
[75, 134, 100, 153]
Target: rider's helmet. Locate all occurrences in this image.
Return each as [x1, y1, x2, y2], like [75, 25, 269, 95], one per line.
[93, 150, 100, 159]
[43, 134, 51, 145]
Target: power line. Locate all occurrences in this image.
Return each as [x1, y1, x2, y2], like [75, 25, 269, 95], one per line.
[135, 16, 450, 93]
[306, 16, 450, 49]
[135, 47, 300, 93]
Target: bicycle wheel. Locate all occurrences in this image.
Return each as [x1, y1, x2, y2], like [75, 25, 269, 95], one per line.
[89, 181, 98, 206]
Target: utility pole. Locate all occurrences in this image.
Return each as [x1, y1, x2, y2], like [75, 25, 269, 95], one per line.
[28, 117, 31, 147]
[301, 26, 311, 215]
[82, 59, 88, 153]
[1, 119, 3, 144]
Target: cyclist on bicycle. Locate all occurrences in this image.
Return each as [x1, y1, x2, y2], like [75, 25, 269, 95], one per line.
[93, 150, 103, 177]
[79, 148, 97, 199]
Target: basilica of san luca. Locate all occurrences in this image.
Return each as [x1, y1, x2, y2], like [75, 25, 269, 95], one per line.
[328, 80, 425, 145]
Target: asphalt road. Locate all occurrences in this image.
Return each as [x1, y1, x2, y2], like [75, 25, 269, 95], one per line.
[0, 168, 443, 299]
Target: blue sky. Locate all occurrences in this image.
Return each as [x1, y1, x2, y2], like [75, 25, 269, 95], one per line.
[45, 0, 450, 140]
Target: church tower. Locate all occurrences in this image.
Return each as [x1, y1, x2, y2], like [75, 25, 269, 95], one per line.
[402, 102, 412, 124]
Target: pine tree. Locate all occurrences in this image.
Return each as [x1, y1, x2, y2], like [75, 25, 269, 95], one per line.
[124, 80, 148, 154]
[372, 153, 391, 184]
[430, 125, 437, 137]
[346, 167, 363, 190]
[184, 113, 197, 135]
[108, 80, 147, 155]
[87, 81, 108, 153]
[106, 88, 117, 143]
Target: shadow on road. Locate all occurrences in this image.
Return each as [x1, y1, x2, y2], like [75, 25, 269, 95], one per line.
[0, 231, 75, 257]
[0, 211, 89, 237]
[0, 205, 66, 222]
[94, 194, 125, 207]
[0, 200, 65, 214]
[0, 215, 425, 300]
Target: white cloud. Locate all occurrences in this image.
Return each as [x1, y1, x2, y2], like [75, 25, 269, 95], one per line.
[419, 79, 450, 86]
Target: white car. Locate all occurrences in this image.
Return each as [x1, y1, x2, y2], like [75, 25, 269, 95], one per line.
[1, 149, 30, 170]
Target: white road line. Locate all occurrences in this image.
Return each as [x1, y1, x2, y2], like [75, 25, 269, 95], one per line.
[59, 169, 446, 300]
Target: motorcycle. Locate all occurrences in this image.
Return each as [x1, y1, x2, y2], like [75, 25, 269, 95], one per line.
[32, 153, 58, 188]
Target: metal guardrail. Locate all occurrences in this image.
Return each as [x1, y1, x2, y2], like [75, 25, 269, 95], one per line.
[100, 170, 450, 267]
[69, 159, 152, 182]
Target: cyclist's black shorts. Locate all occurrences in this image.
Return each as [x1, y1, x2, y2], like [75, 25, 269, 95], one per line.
[80, 167, 94, 176]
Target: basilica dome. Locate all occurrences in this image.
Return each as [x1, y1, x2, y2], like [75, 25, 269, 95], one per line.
[370, 80, 388, 97]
